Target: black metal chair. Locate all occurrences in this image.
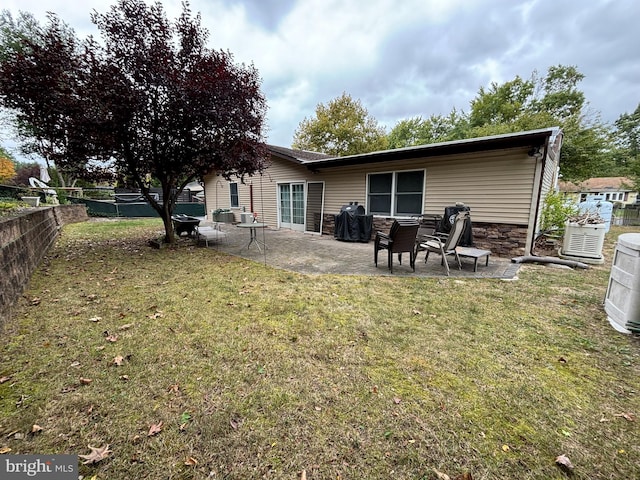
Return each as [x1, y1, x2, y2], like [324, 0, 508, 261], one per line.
[374, 219, 420, 273]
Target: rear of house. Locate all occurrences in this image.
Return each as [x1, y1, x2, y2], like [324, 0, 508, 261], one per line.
[203, 127, 562, 256]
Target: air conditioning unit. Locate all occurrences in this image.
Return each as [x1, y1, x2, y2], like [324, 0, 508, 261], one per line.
[240, 212, 254, 223]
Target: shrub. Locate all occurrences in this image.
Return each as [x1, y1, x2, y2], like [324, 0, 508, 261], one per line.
[539, 191, 578, 234]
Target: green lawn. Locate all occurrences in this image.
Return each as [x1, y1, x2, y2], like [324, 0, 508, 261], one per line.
[1, 219, 638, 479]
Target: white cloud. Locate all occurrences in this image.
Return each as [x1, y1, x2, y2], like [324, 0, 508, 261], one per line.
[2, 0, 639, 152]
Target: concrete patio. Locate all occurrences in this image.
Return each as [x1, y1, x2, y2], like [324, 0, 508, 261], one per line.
[199, 222, 521, 279]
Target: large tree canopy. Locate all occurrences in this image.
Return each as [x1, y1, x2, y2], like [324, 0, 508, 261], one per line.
[292, 92, 387, 156]
[0, 0, 268, 242]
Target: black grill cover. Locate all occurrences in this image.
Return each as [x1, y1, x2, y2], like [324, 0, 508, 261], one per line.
[340, 203, 365, 214]
[438, 205, 473, 247]
[335, 204, 372, 242]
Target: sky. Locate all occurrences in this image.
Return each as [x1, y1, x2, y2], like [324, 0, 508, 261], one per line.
[2, 0, 639, 161]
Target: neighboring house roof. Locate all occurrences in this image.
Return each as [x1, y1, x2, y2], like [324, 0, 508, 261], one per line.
[268, 127, 561, 169]
[559, 176, 635, 193]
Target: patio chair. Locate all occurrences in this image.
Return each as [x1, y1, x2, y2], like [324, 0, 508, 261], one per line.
[419, 211, 469, 276]
[374, 219, 420, 273]
[196, 223, 227, 247]
[414, 214, 443, 259]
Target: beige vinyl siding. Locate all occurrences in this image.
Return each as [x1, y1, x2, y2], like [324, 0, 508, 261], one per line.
[424, 150, 536, 224]
[204, 145, 540, 228]
[204, 156, 316, 227]
[314, 147, 537, 224]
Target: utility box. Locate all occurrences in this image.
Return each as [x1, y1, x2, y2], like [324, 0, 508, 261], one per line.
[604, 233, 640, 333]
[240, 212, 255, 224]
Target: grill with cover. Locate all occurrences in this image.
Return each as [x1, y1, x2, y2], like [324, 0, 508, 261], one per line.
[334, 202, 373, 242]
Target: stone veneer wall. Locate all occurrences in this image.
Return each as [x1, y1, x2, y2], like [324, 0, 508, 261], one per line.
[0, 205, 88, 331]
[322, 213, 528, 257]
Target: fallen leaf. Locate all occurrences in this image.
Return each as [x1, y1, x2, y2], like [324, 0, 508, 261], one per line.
[555, 454, 574, 471]
[614, 412, 635, 422]
[105, 333, 118, 343]
[119, 375, 129, 381]
[79, 377, 93, 385]
[30, 297, 41, 306]
[79, 444, 111, 464]
[119, 323, 134, 330]
[88, 316, 102, 322]
[184, 456, 198, 466]
[502, 444, 510, 452]
[393, 397, 402, 404]
[372, 385, 378, 394]
[300, 470, 307, 480]
[433, 468, 451, 480]
[0, 376, 11, 384]
[558, 357, 568, 363]
[453, 473, 473, 480]
[147, 311, 164, 319]
[167, 384, 180, 393]
[31, 425, 43, 433]
[412, 309, 421, 315]
[148, 421, 163, 437]
[113, 355, 125, 366]
[0, 447, 11, 454]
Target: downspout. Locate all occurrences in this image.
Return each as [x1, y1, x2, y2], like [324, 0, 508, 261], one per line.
[527, 138, 550, 256]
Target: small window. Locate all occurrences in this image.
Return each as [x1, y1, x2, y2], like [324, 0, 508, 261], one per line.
[229, 182, 239, 208]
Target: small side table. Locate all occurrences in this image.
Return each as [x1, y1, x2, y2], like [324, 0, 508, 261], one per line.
[237, 222, 267, 252]
[455, 246, 491, 272]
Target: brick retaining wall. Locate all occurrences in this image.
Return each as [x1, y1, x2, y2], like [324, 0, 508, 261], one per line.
[322, 213, 528, 257]
[0, 205, 88, 331]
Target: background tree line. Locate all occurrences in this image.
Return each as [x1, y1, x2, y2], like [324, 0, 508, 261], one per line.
[292, 66, 640, 187]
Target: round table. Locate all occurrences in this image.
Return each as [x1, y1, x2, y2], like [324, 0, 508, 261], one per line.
[237, 223, 267, 252]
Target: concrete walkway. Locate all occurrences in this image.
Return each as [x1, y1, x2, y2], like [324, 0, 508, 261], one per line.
[202, 223, 521, 279]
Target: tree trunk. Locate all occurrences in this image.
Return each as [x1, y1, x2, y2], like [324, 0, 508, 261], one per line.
[160, 182, 177, 243]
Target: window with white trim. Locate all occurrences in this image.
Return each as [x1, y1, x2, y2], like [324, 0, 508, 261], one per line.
[367, 170, 425, 215]
[229, 182, 239, 208]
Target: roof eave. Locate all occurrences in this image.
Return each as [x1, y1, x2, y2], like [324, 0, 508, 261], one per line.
[302, 128, 559, 169]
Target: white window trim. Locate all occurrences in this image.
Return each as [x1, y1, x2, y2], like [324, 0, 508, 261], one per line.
[366, 169, 426, 216]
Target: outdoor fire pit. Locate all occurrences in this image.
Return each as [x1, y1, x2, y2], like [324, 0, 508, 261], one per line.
[171, 214, 200, 237]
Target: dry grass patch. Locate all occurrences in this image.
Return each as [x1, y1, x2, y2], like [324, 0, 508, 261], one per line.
[1, 219, 639, 479]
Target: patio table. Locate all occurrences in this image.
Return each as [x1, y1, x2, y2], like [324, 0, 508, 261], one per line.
[237, 222, 267, 252]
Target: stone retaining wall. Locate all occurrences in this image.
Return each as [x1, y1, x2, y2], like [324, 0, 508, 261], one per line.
[0, 205, 88, 331]
[322, 213, 528, 257]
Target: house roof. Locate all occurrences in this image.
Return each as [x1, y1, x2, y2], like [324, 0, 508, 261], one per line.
[288, 127, 561, 169]
[559, 176, 635, 192]
[267, 145, 332, 163]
